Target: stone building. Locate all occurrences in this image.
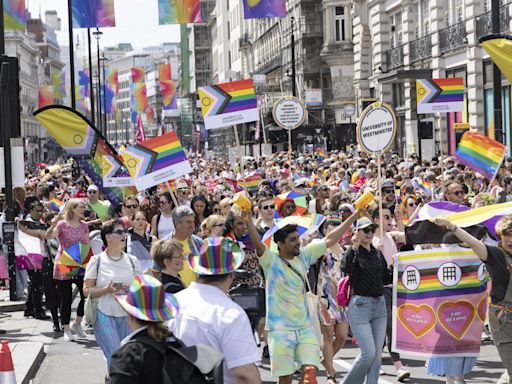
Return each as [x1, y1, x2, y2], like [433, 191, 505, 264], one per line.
[352, 0, 510, 158]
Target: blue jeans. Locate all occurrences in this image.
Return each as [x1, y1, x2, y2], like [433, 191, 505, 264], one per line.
[343, 295, 387, 384]
[93, 310, 129, 368]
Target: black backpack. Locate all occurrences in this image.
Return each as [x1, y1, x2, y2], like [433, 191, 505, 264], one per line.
[131, 335, 224, 384]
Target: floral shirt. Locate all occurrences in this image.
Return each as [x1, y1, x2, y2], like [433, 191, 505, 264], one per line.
[53, 220, 89, 280]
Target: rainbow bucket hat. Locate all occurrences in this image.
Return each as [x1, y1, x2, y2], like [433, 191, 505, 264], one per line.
[115, 274, 179, 322]
[188, 237, 244, 275]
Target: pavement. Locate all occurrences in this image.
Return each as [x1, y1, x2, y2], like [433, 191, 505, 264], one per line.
[0, 286, 509, 383]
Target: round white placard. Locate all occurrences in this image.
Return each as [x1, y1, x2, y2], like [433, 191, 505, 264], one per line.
[273, 97, 306, 130]
[356, 102, 397, 154]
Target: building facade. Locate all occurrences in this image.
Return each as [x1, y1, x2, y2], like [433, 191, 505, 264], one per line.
[352, 0, 510, 159]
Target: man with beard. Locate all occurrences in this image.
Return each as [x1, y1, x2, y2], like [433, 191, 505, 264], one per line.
[242, 209, 360, 384]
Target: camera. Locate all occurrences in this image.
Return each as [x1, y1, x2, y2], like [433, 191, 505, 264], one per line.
[229, 270, 266, 318]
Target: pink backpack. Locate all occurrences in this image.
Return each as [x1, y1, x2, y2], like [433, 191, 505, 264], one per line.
[337, 276, 351, 307]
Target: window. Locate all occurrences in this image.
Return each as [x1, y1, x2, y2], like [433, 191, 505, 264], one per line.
[390, 12, 402, 48]
[421, 0, 430, 35]
[334, 6, 346, 42]
[445, 0, 464, 25]
[228, 50, 231, 70]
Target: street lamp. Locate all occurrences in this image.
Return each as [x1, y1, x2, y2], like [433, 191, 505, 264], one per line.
[100, 54, 108, 140]
[92, 28, 103, 135]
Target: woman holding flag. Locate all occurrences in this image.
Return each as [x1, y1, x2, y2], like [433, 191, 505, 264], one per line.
[435, 216, 512, 383]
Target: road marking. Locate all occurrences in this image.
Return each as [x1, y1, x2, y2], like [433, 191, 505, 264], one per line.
[333, 359, 395, 384]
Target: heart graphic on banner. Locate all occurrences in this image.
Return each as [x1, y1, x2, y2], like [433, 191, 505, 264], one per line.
[397, 304, 436, 338]
[438, 300, 475, 341]
[477, 296, 488, 323]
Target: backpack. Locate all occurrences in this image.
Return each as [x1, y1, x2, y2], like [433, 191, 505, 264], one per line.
[131, 335, 224, 384]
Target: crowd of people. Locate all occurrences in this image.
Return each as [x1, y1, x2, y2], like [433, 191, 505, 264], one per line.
[1, 149, 512, 384]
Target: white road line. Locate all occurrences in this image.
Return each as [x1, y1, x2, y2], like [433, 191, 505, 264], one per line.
[333, 359, 396, 384]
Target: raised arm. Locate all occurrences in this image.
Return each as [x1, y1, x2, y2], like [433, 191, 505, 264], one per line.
[325, 209, 360, 248]
[434, 217, 488, 261]
[240, 210, 266, 256]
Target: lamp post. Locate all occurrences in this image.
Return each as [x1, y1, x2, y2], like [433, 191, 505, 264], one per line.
[87, 29, 95, 127]
[492, 0, 503, 143]
[291, 16, 296, 98]
[100, 54, 108, 140]
[92, 28, 103, 135]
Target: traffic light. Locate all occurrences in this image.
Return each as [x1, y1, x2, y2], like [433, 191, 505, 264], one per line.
[0, 56, 21, 146]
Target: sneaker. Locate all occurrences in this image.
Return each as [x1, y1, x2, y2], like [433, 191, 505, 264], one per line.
[397, 367, 411, 382]
[379, 369, 386, 375]
[63, 330, 75, 342]
[71, 322, 86, 338]
[262, 345, 270, 359]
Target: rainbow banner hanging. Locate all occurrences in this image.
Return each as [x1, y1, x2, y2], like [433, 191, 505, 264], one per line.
[104, 69, 118, 113]
[4, 0, 26, 30]
[34, 105, 131, 206]
[38, 85, 54, 109]
[52, 70, 66, 99]
[416, 78, 464, 114]
[242, 0, 286, 19]
[393, 247, 488, 357]
[71, 0, 116, 28]
[158, 0, 202, 24]
[131, 67, 147, 113]
[75, 86, 89, 115]
[78, 70, 90, 97]
[198, 79, 258, 130]
[455, 130, 506, 180]
[158, 64, 177, 110]
[120, 131, 193, 191]
[102, 155, 134, 187]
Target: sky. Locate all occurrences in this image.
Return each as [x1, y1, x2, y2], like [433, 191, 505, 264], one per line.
[27, 0, 181, 49]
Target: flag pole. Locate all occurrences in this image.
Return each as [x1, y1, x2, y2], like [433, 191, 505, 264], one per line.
[165, 181, 179, 207]
[377, 152, 384, 241]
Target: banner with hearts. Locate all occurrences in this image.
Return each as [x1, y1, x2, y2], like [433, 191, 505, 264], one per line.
[392, 247, 489, 357]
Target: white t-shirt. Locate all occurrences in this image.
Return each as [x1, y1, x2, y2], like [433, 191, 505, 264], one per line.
[157, 213, 175, 239]
[85, 252, 142, 317]
[169, 282, 260, 384]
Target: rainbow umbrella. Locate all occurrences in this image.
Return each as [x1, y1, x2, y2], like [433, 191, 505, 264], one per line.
[57, 243, 93, 277]
[274, 191, 308, 218]
[262, 214, 326, 253]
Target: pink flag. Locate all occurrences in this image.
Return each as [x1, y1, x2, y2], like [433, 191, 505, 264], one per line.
[135, 114, 146, 143]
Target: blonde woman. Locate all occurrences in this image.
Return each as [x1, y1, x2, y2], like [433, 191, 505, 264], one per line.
[46, 198, 90, 341]
[199, 215, 225, 238]
[151, 239, 185, 293]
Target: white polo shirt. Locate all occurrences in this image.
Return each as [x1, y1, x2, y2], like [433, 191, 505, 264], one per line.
[169, 282, 260, 384]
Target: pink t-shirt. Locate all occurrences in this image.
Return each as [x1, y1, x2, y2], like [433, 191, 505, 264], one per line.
[54, 220, 90, 280]
[372, 232, 397, 268]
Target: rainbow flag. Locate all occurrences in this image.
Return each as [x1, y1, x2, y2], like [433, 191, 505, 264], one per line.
[198, 79, 258, 129]
[239, 175, 262, 191]
[158, 64, 177, 110]
[158, 0, 202, 24]
[455, 131, 505, 179]
[413, 178, 433, 195]
[71, 0, 116, 28]
[52, 71, 66, 99]
[120, 131, 192, 191]
[38, 85, 54, 109]
[4, 0, 26, 30]
[49, 198, 63, 212]
[416, 78, 464, 114]
[316, 147, 326, 161]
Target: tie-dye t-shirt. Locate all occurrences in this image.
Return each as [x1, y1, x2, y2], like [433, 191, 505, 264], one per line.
[260, 239, 327, 331]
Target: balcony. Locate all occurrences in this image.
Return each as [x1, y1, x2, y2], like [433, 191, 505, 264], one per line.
[255, 54, 282, 75]
[475, 5, 510, 39]
[439, 21, 467, 54]
[239, 33, 252, 49]
[385, 45, 404, 70]
[410, 34, 432, 63]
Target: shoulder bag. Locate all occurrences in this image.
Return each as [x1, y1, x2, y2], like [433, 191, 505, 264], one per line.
[337, 250, 357, 307]
[84, 254, 102, 326]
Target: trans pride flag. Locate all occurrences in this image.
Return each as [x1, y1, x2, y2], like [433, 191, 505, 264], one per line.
[455, 131, 506, 180]
[120, 131, 192, 191]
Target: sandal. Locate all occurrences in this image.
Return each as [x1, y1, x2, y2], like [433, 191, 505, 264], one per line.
[327, 375, 337, 384]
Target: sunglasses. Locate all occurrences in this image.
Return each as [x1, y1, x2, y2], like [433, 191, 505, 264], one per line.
[360, 226, 376, 234]
[111, 229, 128, 236]
[125, 204, 139, 209]
[448, 190, 464, 196]
[320, 187, 329, 191]
[213, 223, 225, 228]
[261, 205, 275, 210]
[213, 208, 221, 213]
[87, 190, 97, 194]
[382, 189, 394, 194]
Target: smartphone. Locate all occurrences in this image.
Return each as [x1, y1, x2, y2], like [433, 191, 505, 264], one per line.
[112, 282, 123, 289]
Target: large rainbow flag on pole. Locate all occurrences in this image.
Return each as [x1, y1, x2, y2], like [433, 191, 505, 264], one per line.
[455, 131, 506, 180]
[120, 131, 192, 191]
